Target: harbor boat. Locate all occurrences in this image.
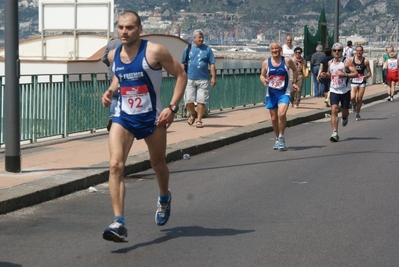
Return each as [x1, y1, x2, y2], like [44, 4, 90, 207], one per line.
[240, 47, 256, 52]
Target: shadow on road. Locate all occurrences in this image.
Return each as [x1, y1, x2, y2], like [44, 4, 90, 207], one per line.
[111, 226, 254, 253]
[0, 262, 22, 267]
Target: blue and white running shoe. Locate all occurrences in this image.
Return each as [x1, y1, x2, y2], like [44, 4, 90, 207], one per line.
[278, 137, 286, 151]
[102, 222, 128, 242]
[273, 137, 280, 150]
[155, 190, 172, 226]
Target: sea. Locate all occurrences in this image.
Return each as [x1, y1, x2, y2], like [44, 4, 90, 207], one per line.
[223, 59, 263, 70]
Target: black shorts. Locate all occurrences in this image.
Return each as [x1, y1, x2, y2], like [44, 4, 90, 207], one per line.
[330, 91, 351, 109]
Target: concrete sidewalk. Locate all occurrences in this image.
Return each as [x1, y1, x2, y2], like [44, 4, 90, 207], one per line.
[0, 84, 390, 214]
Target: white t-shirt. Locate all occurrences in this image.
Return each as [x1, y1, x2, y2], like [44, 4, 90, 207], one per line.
[329, 60, 350, 94]
[344, 47, 353, 58]
[282, 45, 295, 58]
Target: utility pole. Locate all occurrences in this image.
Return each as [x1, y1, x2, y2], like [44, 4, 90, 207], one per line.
[396, 22, 398, 51]
[4, 0, 21, 173]
[334, 0, 339, 43]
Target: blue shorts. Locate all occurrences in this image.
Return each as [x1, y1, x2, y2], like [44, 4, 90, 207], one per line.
[330, 91, 351, 109]
[112, 116, 156, 140]
[265, 88, 290, 109]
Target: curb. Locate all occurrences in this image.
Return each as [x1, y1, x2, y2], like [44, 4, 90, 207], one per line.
[0, 92, 388, 215]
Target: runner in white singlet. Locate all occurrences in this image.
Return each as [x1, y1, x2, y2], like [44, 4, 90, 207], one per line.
[319, 42, 358, 142]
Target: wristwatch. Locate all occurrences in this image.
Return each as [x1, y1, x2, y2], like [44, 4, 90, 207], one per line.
[169, 104, 179, 113]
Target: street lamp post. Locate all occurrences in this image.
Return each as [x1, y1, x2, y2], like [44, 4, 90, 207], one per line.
[391, 19, 398, 50]
[5, 0, 21, 173]
[396, 21, 398, 51]
[334, 0, 339, 43]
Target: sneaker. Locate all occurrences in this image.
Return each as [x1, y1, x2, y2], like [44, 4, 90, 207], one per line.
[330, 132, 339, 142]
[273, 137, 280, 150]
[102, 222, 128, 242]
[391, 96, 395, 101]
[155, 190, 172, 226]
[387, 96, 392, 101]
[278, 137, 286, 151]
[355, 113, 361, 121]
[341, 117, 348, 127]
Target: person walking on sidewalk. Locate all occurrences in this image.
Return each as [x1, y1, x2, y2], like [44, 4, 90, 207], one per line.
[282, 35, 295, 58]
[318, 47, 334, 107]
[101, 11, 187, 242]
[290, 47, 307, 108]
[319, 42, 358, 142]
[310, 44, 325, 97]
[281, 36, 295, 97]
[260, 41, 299, 150]
[350, 45, 372, 120]
[382, 47, 391, 86]
[102, 36, 122, 131]
[384, 51, 399, 101]
[181, 29, 216, 128]
[343, 40, 354, 59]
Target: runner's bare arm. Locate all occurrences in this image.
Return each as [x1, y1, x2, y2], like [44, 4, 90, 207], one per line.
[318, 63, 324, 80]
[102, 75, 119, 108]
[260, 60, 269, 86]
[147, 42, 187, 127]
[210, 64, 216, 87]
[345, 60, 358, 78]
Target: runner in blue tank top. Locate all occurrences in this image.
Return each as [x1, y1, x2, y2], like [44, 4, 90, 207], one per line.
[112, 39, 161, 138]
[101, 11, 187, 243]
[260, 41, 299, 150]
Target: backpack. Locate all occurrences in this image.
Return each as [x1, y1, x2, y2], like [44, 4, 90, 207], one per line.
[183, 44, 192, 73]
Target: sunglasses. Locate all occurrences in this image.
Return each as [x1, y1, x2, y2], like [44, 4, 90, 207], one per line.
[333, 49, 342, 52]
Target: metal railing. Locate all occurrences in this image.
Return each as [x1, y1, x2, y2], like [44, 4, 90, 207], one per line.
[0, 66, 382, 146]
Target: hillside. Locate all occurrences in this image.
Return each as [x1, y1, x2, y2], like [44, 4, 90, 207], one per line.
[119, 0, 397, 37]
[0, 0, 398, 43]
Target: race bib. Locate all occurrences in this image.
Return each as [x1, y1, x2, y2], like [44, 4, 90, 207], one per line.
[120, 85, 152, 115]
[331, 75, 346, 88]
[352, 74, 364, 83]
[268, 75, 285, 89]
[388, 61, 397, 69]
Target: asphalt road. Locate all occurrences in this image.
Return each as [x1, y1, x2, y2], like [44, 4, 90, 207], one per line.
[1, 99, 398, 267]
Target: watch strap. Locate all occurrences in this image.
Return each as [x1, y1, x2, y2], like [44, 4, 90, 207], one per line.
[169, 104, 179, 113]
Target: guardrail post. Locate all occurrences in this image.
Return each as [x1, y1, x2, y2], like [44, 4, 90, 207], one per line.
[32, 75, 38, 142]
[63, 74, 69, 138]
[92, 73, 97, 132]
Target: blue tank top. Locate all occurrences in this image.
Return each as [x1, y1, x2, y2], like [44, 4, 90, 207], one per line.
[267, 56, 289, 92]
[112, 40, 163, 126]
